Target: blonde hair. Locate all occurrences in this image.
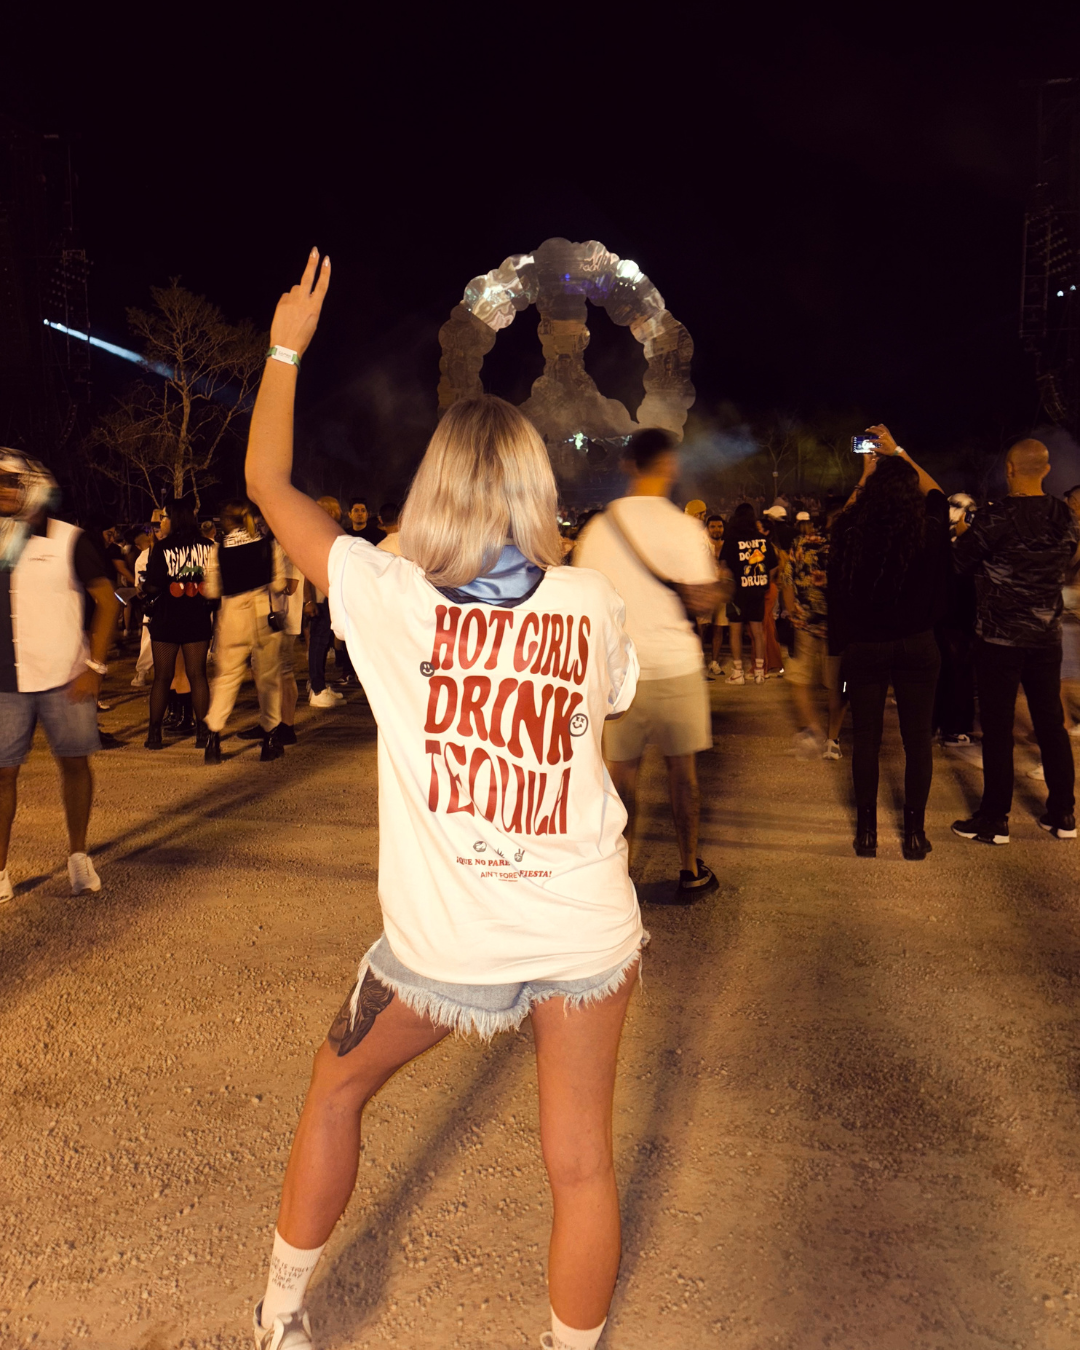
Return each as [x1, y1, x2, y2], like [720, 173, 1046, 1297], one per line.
[399, 396, 563, 587]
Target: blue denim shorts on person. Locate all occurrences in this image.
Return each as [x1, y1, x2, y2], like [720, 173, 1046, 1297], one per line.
[0, 686, 100, 766]
[349, 933, 648, 1041]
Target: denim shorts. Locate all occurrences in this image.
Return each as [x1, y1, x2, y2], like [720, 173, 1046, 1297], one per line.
[347, 933, 647, 1041]
[0, 686, 100, 766]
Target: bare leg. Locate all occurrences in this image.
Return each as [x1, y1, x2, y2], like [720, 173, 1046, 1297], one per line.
[748, 621, 766, 664]
[276, 982, 449, 1250]
[728, 622, 743, 671]
[791, 683, 822, 735]
[1062, 679, 1080, 731]
[827, 688, 847, 741]
[57, 756, 92, 854]
[0, 765, 19, 869]
[665, 753, 700, 873]
[533, 963, 638, 1330]
[710, 623, 723, 665]
[606, 757, 640, 867]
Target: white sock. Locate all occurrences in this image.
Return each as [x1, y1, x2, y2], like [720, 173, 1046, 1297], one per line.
[551, 1308, 607, 1349]
[260, 1230, 325, 1328]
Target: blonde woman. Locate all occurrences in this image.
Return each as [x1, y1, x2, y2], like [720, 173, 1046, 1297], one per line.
[245, 252, 643, 1350]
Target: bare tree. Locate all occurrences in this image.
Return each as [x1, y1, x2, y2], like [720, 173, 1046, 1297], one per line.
[86, 282, 265, 510]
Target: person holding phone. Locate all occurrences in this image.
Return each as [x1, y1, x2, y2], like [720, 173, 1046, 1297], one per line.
[245, 251, 644, 1350]
[827, 425, 949, 860]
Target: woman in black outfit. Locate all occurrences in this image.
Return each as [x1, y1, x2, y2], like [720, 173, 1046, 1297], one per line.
[828, 426, 950, 860]
[141, 500, 215, 750]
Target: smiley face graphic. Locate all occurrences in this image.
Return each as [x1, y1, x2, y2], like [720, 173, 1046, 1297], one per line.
[420, 661, 435, 677]
[569, 712, 589, 737]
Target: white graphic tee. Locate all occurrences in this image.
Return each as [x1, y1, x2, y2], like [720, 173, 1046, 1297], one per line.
[328, 536, 642, 984]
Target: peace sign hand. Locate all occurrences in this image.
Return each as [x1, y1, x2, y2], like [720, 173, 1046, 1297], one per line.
[270, 248, 331, 359]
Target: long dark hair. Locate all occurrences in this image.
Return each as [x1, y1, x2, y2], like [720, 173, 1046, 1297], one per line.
[162, 498, 201, 549]
[831, 456, 925, 602]
[727, 502, 760, 541]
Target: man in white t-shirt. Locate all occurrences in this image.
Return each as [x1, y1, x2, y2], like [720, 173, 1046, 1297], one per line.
[574, 428, 730, 903]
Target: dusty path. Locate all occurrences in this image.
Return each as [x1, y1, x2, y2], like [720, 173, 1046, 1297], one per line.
[2, 655, 1079, 1350]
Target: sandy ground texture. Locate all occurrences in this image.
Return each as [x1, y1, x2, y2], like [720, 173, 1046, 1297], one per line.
[1, 648, 1080, 1350]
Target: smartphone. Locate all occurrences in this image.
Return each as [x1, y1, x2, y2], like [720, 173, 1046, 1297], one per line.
[851, 434, 878, 455]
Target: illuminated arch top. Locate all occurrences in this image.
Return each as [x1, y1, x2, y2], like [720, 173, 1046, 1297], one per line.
[437, 237, 695, 444]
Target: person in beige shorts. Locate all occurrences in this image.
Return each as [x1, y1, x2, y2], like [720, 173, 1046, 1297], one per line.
[780, 507, 846, 759]
[575, 429, 730, 903]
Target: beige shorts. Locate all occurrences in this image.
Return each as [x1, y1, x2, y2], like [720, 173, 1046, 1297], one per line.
[603, 670, 712, 761]
[785, 628, 840, 690]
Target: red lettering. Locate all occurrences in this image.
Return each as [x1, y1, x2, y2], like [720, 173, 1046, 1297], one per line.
[430, 605, 461, 670]
[424, 676, 458, 734]
[514, 612, 540, 671]
[547, 686, 583, 764]
[489, 677, 518, 749]
[485, 610, 514, 669]
[497, 755, 525, 832]
[425, 739, 442, 811]
[457, 675, 491, 740]
[543, 766, 571, 835]
[458, 608, 487, 669]
[559, 616, 575, 682]
[524, 769, 537, 834]
[572, 615, 591, 684]
[444, 742, 474, 816]
[468, 748, 498, 821]
[508, 681, 554, 762]
[530, 614, 552, 674]
[540, 614, 564, 677]
[532, 771, 551, 834]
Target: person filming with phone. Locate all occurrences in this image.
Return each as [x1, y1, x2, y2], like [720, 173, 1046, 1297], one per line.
[827, 424, 950, 860]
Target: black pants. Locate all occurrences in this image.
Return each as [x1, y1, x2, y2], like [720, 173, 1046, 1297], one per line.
[975, 639, 1075, 820]
[841, 629, 941, 815]
[933, 623, 976, 736]
[307, 600, 332, 694]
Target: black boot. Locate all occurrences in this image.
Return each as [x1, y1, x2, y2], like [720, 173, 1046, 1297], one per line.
[175, 694, 195, 735]
[194, 719, 209, 750]
[162, 692, 182, 729]
[273, 722, 297, 745]
[854, 806, 877, 857]
[204, 730, 222, 765]
[902, 805, 932, 860]
[144, 723, 164, 750]
[260, 727, 285, 762]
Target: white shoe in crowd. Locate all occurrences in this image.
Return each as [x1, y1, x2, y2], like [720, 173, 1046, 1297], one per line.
[308, 688, 341, 709]
[68, 853, 101, 896]
[130, 674, 149, 688]
[726, 665, 745, 685]
[252, 1301, 313, 1350]
[822, 738, 842, 761]
[753, 663, 766, 685]
[0, 868, 13, 904]
[793, 727, 822, 759]
[707, 659, 724, 678]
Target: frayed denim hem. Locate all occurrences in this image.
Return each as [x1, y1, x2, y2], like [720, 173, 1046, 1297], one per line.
[348, 936, 648, 1043]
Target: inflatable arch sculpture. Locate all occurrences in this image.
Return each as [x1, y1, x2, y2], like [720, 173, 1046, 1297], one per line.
[437, 237, 695, 445]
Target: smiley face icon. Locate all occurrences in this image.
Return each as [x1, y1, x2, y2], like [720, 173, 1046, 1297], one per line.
[569, 712, 589, 737]
[420, 661, 434, 677]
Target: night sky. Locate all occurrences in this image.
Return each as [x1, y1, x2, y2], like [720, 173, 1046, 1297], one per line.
[6, 11, 1080, 499]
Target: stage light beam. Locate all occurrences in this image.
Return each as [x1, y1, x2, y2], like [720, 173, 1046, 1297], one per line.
[43, 320, 173, 377]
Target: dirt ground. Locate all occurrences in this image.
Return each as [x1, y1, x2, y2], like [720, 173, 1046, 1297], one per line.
[2, 647, 1080, 1350]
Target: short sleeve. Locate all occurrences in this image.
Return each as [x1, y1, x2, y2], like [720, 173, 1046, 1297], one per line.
[327, 533, 400, 641]
[73, 531, 111, 587]
[605, 588, 640, 715]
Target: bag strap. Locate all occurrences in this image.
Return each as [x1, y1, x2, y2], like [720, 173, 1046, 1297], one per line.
[605, 503, 681, 595]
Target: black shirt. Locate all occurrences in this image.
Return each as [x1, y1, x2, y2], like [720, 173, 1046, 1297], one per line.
[346, 521, 383, 545]
[953, 494, 1080, 648]
[0, 522, 110, 694]
[720, 533, 778, 592]
[827, 489, 951, 651]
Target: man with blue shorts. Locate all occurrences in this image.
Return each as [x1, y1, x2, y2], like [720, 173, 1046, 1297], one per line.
[0, 450, 119, 901]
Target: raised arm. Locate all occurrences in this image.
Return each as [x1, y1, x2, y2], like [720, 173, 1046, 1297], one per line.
[867, 423, 941, 495]
[244, 249, 342, 596]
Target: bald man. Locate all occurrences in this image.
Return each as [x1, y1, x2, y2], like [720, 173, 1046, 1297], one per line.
[952, 439, 1080, 844]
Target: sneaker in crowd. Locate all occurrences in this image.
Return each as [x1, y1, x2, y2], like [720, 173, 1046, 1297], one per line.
[308, 688, 340, 709]
[252, 1301, 313, 1350]
[765, 666, 784, 679]
[941, 733, 972, 747]
[1039, 813, 1077, 840]
[68, 852, 101, 895]
[1027, 762, 1046, 781]
[753, 662, 766, 685]
[822, 738, 842, 761]
[952, 814, 1010, 846]
[650, 858, 718, 906]
[793, 727, 822, 759]
[130, 673, 148, 689]
[272, 723, 297, 745]
[96, 698, 112, 712]
[726, 666, 745, 685]
[0, 868, 13, 904]
[707, 659, 724, 678]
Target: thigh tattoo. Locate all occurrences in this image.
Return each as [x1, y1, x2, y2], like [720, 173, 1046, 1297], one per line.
[328, 968, 394, 1056]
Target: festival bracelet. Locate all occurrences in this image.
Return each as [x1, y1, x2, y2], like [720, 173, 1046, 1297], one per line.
[266, 345, 301, 368]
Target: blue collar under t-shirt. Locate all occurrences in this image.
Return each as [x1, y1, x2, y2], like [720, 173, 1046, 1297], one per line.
[435, 544, 544, 609]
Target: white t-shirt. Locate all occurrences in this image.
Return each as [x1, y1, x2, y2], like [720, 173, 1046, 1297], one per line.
[376, 532, 402, 555]
[573, 496, 717, 680]
[327, 535, 642, 984]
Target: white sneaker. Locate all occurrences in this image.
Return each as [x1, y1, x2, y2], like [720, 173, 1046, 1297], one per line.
[822, 738, 842, 761]
[753, 664, 766, 685]
[707, 659, 723, 677]
[793, 727, 822, 759]
[130, 674, 149, 688]
[726, 666, 745, 685]
[308, 688, 340, 708]
[252, 1301, 313, 1349]
[0, 868, 13, 904]
[68, 853, 101, 895]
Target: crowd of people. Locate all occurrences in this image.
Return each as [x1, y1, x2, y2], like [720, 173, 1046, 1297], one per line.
[0, 248, 1078, 1350]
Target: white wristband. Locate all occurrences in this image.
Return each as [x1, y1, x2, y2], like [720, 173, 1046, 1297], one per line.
[266, 345, 300, 368]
